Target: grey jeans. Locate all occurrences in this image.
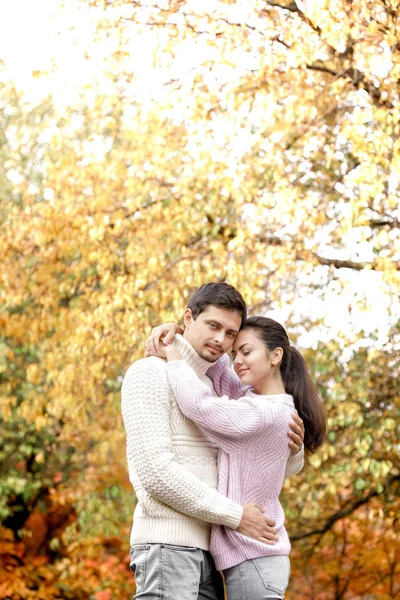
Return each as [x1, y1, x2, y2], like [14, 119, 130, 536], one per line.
[129, 543, 224, 600]
[224, 555, 290, 600]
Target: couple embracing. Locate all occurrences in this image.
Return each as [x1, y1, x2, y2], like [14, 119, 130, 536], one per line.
[122, 282, 325, 599]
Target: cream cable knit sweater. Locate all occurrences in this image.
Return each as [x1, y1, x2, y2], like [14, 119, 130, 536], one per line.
[121, 335, 244, 550]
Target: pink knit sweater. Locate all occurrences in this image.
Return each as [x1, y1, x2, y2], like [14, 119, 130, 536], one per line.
[166, 355, 303, 571]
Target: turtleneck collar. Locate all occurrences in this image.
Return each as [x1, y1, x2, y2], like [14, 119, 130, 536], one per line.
[173, 334, 214, 377]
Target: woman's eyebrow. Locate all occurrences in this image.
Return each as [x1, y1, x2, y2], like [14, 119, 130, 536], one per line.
[237, 343, 253, 351]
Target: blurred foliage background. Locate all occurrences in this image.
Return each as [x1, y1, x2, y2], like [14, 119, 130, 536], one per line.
[0, 1, 399, 598]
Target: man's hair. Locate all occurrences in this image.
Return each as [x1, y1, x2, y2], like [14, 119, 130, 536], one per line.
[187, 282, 247, 324]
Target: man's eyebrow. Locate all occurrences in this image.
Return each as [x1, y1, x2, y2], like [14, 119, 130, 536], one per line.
[205, 319, 239, 334]
[226, 326, 240, 334]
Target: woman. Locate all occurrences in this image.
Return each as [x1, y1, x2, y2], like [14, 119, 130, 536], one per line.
[147, 316, 325, 599]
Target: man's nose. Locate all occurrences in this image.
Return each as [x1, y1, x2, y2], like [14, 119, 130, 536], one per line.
[213, 330, 225, 344]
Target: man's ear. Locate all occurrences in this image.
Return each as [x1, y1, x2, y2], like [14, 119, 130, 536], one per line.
[183, 308, 193, 328]
[271, 347, 283, 366]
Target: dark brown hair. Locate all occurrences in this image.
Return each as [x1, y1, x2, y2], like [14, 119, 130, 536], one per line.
[243, 316, 326, 452]
[187, 283, 247, 325]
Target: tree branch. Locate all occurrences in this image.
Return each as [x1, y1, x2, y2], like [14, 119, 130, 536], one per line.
[313, 253, 400, 271]
[306, 64, 338, 77]
[370, 217, 400, 229]
[291, 473, 400, 542]
[265, 1, 298, 14]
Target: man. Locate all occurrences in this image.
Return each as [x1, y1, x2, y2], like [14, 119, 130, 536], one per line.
[121, 283, 304, 599]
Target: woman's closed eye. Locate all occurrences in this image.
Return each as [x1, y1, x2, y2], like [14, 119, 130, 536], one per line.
[233, 351, 250, 361]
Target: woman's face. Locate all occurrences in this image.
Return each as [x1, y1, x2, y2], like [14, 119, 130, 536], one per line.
[231, 328, 275, 391]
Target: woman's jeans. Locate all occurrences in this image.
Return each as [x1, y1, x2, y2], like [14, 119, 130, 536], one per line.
[224, 555, 290, 600]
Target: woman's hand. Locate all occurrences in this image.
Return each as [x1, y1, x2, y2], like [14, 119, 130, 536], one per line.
[145, 322, 183, 356]
[145, 343, 182, 362]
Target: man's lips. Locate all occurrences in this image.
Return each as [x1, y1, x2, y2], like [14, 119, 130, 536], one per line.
[206, 345, 223, 354]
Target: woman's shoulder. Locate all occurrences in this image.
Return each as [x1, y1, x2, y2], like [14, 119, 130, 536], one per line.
[245, 392, 294, 415]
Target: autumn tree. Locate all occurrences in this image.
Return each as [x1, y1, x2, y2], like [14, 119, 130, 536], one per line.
[1, 1, 399, 598]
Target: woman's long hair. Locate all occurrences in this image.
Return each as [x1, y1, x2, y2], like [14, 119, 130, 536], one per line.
[243, 316, 326, 452]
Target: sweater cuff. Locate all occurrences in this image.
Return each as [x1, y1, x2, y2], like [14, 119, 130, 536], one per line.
[222, 501, 243, 530]
[285, 445, 304, 477]
[173, 334, 187, 355]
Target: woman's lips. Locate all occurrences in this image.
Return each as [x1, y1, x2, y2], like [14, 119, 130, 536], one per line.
[237, 368, 249, 377]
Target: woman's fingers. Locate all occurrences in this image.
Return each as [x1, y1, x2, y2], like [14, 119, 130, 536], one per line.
[145, 326, 166, 354]
[162, 330, 175, 345]
[145, 335, 157, 355]
[145, 323, 178, 354]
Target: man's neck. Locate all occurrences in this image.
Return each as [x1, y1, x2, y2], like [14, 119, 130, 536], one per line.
[172, 335, 213, 377]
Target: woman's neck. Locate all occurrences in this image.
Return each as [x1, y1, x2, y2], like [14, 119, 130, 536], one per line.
[254, 377, 286, 396]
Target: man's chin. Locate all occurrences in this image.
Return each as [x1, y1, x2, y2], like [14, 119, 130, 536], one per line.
[198, 349, 221, 363]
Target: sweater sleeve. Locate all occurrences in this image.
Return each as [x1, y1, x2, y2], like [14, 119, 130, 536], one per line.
[121, 357, 243, 529]
[208, 356, 304, 477]
[206, 354, 249, 399]
[284, 446, 304, 478]
[166, 360, 267, 453]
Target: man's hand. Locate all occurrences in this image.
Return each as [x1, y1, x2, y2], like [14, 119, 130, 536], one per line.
[288, 413, 304, 455]
[145, 323, 183, 356]
[237, 503, 278, 544]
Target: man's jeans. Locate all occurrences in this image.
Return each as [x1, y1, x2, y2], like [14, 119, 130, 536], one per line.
[130, 543, 225, 600]
[224, 555, 290, 600]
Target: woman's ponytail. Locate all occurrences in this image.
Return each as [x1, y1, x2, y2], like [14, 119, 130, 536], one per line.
[244, 316, 326, 453]
[282, 346, 326, 452]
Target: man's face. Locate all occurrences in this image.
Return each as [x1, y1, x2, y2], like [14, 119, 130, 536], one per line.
[183, 305, 242, 363]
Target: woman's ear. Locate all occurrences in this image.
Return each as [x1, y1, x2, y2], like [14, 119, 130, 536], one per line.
[271, 347, 283, 365]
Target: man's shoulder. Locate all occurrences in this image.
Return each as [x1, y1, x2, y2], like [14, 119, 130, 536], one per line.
[124, 356, 167, 381]
[121, 357, 170, 415]
[121, 357, 169, 402]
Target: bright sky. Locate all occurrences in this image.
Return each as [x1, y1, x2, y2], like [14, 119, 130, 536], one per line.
[0, 0, 120, 106]
[1, 0, 397, 348]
